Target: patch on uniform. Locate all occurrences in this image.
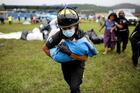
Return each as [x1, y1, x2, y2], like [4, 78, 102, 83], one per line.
[130, 31, 137, 38]
[137, 41, 140, 44]
[123, 20, 126, 23]
[48, 37, 53, 43]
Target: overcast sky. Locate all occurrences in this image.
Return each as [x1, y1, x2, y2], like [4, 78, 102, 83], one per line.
[0, 0, 140, 6]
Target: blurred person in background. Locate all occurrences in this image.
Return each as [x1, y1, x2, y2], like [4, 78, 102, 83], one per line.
[33, 15, 37, 24]
[116, 10, 129, 54]
[8, 15, 13, 24]
[18, 15, 21, 23]
[130, 21, 140, 69]
[99, 13, 122, 54]
[0, 13, 5, 24]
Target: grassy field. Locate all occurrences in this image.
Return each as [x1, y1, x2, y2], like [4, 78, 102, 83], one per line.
[0, 20, 140, 93]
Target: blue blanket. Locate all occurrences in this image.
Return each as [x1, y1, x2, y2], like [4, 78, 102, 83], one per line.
[50, 37, 98, 63]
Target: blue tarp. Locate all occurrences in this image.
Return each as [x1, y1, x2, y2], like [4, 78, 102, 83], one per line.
[50, 37, 98, 63]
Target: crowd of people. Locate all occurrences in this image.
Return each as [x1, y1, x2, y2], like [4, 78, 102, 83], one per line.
[98, 10, 140, 69]
[0, 14, 50, 25]
[0, 15, 14, 24]
[98, 10, 140, 70]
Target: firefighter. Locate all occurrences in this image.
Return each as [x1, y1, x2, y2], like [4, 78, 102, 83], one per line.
[130, 21, 140, 69]
[116, 10, 129, 54]
[43, 7, 95, 93]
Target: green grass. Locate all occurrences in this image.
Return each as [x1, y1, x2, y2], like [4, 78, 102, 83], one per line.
[0, 21, 140, 93]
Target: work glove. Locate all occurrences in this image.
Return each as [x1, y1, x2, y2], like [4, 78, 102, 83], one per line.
[86, 29, 103, 44]
[58, 43, 72, 56]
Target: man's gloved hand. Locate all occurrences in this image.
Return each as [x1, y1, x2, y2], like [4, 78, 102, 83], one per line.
[58, 43, 72, 56]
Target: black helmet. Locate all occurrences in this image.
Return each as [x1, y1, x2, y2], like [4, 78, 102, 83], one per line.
[118, 10, 125, 16]
[57, 7, 79, 28]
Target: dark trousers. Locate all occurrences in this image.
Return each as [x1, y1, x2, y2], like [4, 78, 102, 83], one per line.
[9, 21, 12, 24]
[61, 61, 85, 93]
[130, 31, 140, 67]
[131, 42, 140, 66]
[0, 18, 4, 24]
[116, 31, 129, 54]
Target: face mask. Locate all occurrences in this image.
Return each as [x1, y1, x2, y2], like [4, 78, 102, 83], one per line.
[62, 27, 75, 37]
[119, 15, 125, 18]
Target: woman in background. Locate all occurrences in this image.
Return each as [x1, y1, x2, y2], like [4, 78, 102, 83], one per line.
[99, 13, 122, 54]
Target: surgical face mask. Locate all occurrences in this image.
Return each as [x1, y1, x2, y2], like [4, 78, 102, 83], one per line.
[62, 27, 75, 37]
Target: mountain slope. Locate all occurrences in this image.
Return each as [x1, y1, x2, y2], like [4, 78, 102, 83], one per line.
[70, 3, 140, 13]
